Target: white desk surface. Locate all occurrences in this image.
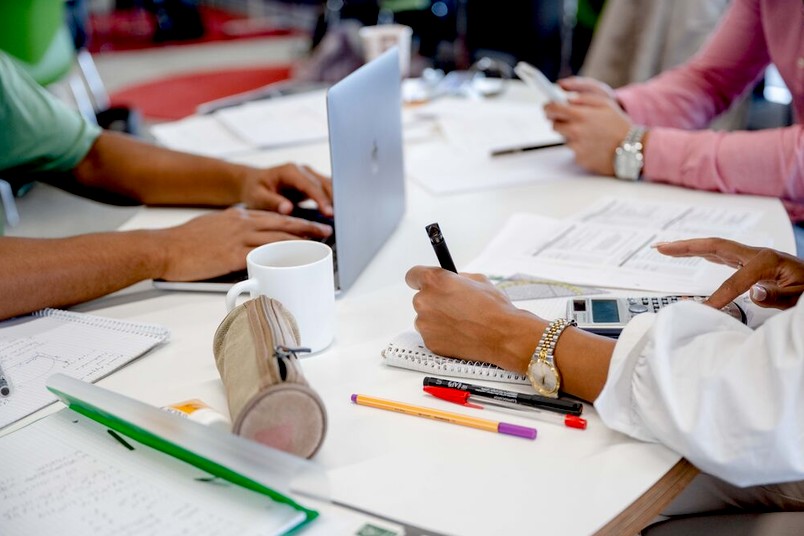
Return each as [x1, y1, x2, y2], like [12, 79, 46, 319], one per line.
[2, 86, 795, 536]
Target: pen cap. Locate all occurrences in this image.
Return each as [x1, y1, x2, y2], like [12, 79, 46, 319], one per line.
[564, 415, 587, 430]
[214, 296, 327, 459]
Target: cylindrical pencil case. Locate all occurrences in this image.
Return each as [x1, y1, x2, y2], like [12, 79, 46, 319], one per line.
[213, 295, 327, 459]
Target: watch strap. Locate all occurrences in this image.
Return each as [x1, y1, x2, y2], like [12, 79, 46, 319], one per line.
[614, 125, 646, 181]
[527, 318, 577, 398]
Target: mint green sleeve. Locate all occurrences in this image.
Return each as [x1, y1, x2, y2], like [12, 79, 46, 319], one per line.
[0, 52, 101, 175]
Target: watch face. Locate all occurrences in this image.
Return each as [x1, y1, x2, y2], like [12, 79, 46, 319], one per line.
[528, 360, 559, 394]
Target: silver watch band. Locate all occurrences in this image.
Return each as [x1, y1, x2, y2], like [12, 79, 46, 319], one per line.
[614, 126, 646, 181]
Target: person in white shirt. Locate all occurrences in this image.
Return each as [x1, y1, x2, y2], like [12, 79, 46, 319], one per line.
[405, 237, 804, 527]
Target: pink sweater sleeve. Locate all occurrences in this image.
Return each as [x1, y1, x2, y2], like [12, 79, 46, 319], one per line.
[614, 0, 804, 219]
[644, 126, 804, 220]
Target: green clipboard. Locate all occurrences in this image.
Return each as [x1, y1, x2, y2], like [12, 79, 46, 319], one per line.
[46, 373, 322, 534]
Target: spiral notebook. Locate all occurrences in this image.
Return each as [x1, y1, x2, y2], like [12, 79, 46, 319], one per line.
[381, 331, 529, 384]
[0, 308, 169, 428]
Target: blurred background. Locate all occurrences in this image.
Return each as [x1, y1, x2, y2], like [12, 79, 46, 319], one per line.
[3, 0, 793, 133]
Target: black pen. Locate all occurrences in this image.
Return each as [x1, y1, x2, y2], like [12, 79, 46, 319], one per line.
[0, 361, 10, 397]
[423, 376, 583, 416]
[490, 141, 565, 157]
[425, 223, 457, 273]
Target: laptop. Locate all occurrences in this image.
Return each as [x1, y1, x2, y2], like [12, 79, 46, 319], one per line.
[153, 47, 406, 293]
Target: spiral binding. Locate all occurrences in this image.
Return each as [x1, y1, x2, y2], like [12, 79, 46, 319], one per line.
[382, 335, 528, 385]
[34, 308, 170, 341]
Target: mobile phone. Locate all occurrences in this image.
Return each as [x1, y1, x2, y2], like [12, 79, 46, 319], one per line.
[514, 61, 567, 103]
[566, 296, 746, 337]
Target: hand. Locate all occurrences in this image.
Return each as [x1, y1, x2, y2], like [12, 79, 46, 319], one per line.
[240, 163, 334, 217]
[156, 206, 332, 281]
[544, 94, 633, 175]
[655, 238, 804, 310]
[557, 76, 618, 102]
[405, 266, 542, 371]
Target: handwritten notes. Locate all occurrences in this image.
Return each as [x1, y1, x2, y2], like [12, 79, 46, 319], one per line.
[0, 310, 168, 428]
[0, 411, 304, 535]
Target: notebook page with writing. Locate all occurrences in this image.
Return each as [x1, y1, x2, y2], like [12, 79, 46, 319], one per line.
[382, 331, 529, 385]
[0, 410, 305, 535]
[0, 309, 169, 428]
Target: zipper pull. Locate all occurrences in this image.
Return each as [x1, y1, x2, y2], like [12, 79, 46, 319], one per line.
[274, 345, 311, 360]
[273, 346, 311, 381]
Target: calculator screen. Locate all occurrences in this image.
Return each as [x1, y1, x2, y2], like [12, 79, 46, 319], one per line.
[591, 299, 620, 323]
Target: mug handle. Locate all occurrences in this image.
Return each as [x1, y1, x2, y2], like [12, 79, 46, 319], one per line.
[225, 278, 258, 312]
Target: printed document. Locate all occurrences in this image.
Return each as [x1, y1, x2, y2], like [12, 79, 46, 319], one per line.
[466, 198, 766, 294]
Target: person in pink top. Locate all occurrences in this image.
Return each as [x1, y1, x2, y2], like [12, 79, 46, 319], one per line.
[545, 0, 803, 226]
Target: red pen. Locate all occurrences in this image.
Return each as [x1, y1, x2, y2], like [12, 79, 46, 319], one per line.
[424, 386, 587, 430]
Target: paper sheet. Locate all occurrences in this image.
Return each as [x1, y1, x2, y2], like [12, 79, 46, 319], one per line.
[404, 98, 581, 194]
[576, 197, 762, 235]
[405, 141, 581, 194]
[150, 115, 257, 157]
[213, 91, 329, 149]
[418, 99, 563, 154]
[466, 198, 768, 294]
[0, 411, 304, 536]
[0, 310, 168, 428]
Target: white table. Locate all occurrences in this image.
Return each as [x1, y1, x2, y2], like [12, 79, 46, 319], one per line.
[3, 86, 795, 535]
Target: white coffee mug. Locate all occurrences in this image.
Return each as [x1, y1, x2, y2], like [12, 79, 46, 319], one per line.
[358, 24, 413, 78]
[225, 241, 335, 353]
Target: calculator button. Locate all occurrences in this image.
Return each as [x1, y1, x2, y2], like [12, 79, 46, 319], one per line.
[628, 303, 649, 314]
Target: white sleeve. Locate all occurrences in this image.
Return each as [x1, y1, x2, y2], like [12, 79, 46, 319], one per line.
[594, 300, 804, 487]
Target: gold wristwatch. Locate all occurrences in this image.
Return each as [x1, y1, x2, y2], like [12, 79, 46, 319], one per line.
[526, 318, 576, 398]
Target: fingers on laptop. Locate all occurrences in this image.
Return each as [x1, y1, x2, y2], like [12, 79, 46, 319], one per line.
[243, 209, 332, 240]
[273, 163, 334, 217]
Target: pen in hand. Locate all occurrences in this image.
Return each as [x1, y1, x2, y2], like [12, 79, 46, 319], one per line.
[425, 223, 457, 273]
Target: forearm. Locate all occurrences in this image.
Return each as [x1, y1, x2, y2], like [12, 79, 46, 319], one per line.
[494, 309, 616, 402]
[70, 131, 251, 206]
[596, 301, 804, 487]
[642, 125, 804, 207]
[0, 232, 167, 319]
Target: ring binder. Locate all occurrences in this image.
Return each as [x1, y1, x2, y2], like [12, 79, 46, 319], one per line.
[381, 331, 528, 385]
[33, 308, 170, 340]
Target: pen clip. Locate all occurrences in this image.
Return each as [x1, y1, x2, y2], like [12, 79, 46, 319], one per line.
[424, 386, 484, 409]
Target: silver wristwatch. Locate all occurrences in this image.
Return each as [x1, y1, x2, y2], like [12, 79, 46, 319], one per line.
[614, 126, 646, 181]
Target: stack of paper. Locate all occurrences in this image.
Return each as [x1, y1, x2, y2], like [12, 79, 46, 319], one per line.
[466, 197, 765, 294]
[150, 91, 330, 158]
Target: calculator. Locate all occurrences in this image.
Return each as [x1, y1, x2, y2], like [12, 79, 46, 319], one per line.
[566, 296, 746, 337]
